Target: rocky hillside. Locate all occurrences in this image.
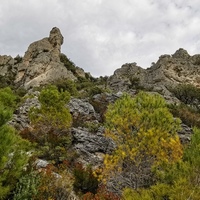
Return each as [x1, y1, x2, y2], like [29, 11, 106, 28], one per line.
[1, 27, 200, 199]
[1, 27, 200, 95]
[108, 48, 200, 96]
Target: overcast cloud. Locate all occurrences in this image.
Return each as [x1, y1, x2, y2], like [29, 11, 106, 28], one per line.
[0, 0, 200, 76]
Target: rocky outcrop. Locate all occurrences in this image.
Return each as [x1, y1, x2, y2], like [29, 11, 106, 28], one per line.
[0, 55, 18, 87]
[0, 27, 84, 89]
[71, 127, 115, 167]
[0, 55, 15, 75]
[15, 27, 76, 89]
[68, 98, 100, 126]
[9, 91, 40, 130]
[108, 48, 200, 97]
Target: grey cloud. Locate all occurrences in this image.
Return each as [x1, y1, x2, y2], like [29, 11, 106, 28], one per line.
[0, 0, 200, 76]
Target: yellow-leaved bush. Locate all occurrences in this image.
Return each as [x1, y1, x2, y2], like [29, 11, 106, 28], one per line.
[102, 92, 183, 189]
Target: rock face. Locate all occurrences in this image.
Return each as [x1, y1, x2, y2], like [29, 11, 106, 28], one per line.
[68, 98, 100, 126]
[0, 27, 83, 89]
[72, 127, 115, 166]
[108, 48, 200, 96]
[0, 55, 18, 87]
[0, 55, 15, 76]
[15, 27, 76, 89]
[9, 91, 40, 130]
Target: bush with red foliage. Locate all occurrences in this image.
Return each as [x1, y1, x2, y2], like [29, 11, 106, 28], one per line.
[82, 185, 120, 200]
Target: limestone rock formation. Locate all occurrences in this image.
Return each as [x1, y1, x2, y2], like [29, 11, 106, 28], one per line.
[108, 48, 200, 97]
[15, 27, 76, 89]
[0, 55, 15, 76]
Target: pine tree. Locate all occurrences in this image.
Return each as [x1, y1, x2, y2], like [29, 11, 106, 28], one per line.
[103, 92, 183, 189]
[0, 87, 30, 199]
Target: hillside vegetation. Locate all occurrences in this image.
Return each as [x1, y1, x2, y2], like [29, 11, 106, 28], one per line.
[0, 27, 200, 199]
[0, 81, 199, 199]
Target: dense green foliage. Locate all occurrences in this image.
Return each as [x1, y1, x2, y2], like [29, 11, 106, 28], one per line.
[60, 53, 77, 74]
[13, 171, 40, 200]
[55, 79, 78, 96]
[102, 92, 183, 190]
[0, 88, 30, 199]
[170, 103, 200, 128]
[28, 86, 72, 163]
[170, 84, 200, 128]
[73, 164, 98, 194]
[172, 83, 200, 109]
[29, 85, 72, 131]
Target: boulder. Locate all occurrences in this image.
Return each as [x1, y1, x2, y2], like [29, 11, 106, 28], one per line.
[68, 98, 100, 126]
[71, 127, 115, 166]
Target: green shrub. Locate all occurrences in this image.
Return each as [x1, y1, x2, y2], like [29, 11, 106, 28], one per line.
[87, 86, 104, 97]
[28, 85, 72, 163]
[129, 77, 140, 89]
[73, 163, 98, 194]
[171, 84, 200, 108]
[169, 104, 200, 128]
[55, 79, 78, 96]
[0, 87, 30, 199]
[14, 55, 23, 64]
[60, 53, 77, 74]
[84, 121, 101, 133]
[13, 171, 40, 200]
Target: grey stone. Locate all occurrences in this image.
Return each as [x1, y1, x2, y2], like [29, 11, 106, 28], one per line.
[9, 93, 40, 130]
[35, 159, 49, 169]
[68, 98, 100, 125]
[178, 123, 193, 143]
[71, 127, 115, 166]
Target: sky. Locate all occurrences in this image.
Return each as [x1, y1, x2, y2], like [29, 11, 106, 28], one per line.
[0, 0, 200, 77]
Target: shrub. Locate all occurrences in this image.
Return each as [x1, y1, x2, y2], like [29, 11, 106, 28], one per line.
[28, 85, 72, 163]
[84, 121, 101, 133]
[0, 87, 30, 199]
[169, 104, 200, 128]
[73, 163, 99, 195]
[103, 92, 182, 189]
[55, 79, 78, 96]
[14, 55, 23, 64]
[171, 84, 200, 109]
[87, 86, 104, 97]
[60, 53, 77, 74]
[82, 185, 120, 200]
[13, 171, 40, 200]
[129, 77, 140, 89]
